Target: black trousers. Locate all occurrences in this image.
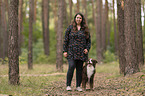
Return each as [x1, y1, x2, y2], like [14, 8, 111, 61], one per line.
[66, 59, 84, 87]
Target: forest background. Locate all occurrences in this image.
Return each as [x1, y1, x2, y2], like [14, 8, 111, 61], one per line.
[0, 0, 145, 73]
[0, 0, 145, 95]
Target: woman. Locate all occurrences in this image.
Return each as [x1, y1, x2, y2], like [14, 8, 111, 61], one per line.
[63, 13, 91, 91]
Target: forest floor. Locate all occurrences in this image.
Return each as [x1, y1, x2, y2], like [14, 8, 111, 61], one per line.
[45, 71, 145, 96]
[0, 63, 145, 96]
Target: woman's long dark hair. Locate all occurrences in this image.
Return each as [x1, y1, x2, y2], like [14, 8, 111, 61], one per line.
[71, 13, 89, 39]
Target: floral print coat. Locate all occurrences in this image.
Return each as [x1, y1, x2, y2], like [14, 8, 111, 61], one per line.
[63, 25, 91, 62]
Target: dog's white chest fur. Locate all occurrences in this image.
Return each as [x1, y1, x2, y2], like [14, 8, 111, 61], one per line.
[87, 65, 95, 79]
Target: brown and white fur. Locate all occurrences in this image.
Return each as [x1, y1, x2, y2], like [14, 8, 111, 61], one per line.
[82, 58, 97, 91]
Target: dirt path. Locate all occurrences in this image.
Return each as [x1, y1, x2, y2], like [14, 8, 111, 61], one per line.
[0, 73, 66, 77]
[45, 72, 145, 96]
[0, 71, 144, 95]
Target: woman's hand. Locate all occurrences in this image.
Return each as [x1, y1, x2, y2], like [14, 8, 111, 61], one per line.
[83, 49, 88, 54]
[63, 52, 68, 58]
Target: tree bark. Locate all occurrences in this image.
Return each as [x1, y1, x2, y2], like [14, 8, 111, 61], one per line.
[52, 0, 57, 33]
[63, 0, 69, 27]
[143, 0, 145, 34]
[0, 0, 8, 61]
[76, 0, 80, 13]
[18, 0, 23, 55]
[33, 0, 37, 23]
[124, 0, 139, 76]
[8, 0, 19, 85]
[83, 0, 87, 22]
[91, 0, 97, 29]
[113, 0, 118, 55]
[135, 0, 144, 69]
[28, 0, 34, 69]
[144, 1, 145, 35]
[56, 0, 63, 72]
[0, 0, 2, 58]
[104, 0, 109, 51]
[101, 0, 108, 53]
[96, 0, 103, 63]
[117, 0, 125, 74]
[42, 0, 49, 56]
[4, 0, 10, 19]
[69, 0, 72, 24]
[107, 2, 113, 47]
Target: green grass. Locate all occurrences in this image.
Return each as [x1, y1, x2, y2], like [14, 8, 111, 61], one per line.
[0, 75, 65, 96]
[0, 62, 145, 95]
[0, 63, 67, 96]
[96, 61, 119, 74]
[0, 63, 68, 75]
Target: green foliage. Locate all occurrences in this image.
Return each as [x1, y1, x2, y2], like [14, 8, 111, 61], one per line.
[88, 28, 97, 59]
[19, 48, 28, 64]
[22, 21, 42, 48]
[20, 22, 57, 64]
[0, 57, 8, 64]
[20, 38, 56, 64]
[103, 49, 117, 63]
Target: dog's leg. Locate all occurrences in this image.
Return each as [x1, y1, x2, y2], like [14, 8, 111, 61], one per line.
[82, 79, 86, 91]
[90, 77, 94, 91]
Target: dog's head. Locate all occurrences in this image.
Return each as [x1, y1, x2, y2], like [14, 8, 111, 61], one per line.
[86, 58, 97, 67]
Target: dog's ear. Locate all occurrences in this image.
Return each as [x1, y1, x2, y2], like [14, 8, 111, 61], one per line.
[92, 59, 98, 64]
[85, 61, 88, 66]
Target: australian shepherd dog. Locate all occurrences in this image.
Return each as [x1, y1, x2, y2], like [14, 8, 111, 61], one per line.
[82, 58, 97, 91]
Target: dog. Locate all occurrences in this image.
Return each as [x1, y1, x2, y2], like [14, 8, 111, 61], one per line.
[82, 58, 97, 91]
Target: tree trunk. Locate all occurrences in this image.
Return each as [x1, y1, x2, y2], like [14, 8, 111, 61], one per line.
[0, 0, 8, 61]
[117, 0, 125, 74]
[0, 0, 2, 58]
[143, 0, 145, 34]
[91, 0, 97, 29]
[124, 0, 139, 76]
[76, 0, 79, 13]
[8, 0, 19, 85]
[107, 2, 112, 47]
[101, 6, 105, 55]
[0, 34, 2, 58]
[42, 0, 49, 56]
[69, 0, 72, 24]
[18, 0, 23, 55]
[4, 0, 10, 20]
[56, 0, 63, 72]
[83, 0, 87, 22]
[144, 1, 145, 35]
[104, 0, 109, 51]
[28, 0, 34, 69]
[33, 0, 37, 23]
[101, 0, 108, 53]
[23, 0, 28, 22]
[113, 0, 118, 55]
[135, 0, 144, 69]
[63, 0, 69, 27]
[52, 0, 57, 33]
[96, 0, 103, 63]
[107, 21, 111, 46]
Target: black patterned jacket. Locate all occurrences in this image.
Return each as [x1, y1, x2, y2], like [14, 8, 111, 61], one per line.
[63, 25, 91, 61]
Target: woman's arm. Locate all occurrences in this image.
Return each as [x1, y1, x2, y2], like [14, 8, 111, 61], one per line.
[86, 33, 91, 52]
[63, 25, 72, 53]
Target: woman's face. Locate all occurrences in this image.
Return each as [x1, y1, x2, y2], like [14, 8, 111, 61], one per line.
[75, 14, 82, 25]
